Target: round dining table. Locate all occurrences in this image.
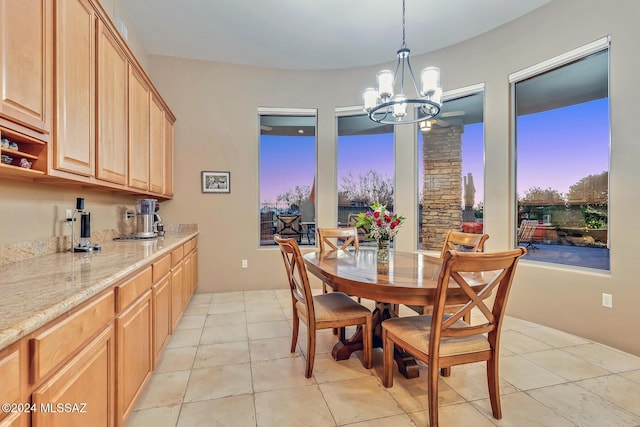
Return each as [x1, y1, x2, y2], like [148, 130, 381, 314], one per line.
[303, 248, 482, 379]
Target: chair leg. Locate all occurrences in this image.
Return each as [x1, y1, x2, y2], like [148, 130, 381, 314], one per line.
[382, 329, 394, 387]
[487, 355, 502, 419]
[427, 360, 440, 427]
[362, 316, 372, 369]
[291, 310, 299, 353]
[305, 329, 316, 378]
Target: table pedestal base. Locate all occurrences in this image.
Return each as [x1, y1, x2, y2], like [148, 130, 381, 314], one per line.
[331, 301, 420, 379]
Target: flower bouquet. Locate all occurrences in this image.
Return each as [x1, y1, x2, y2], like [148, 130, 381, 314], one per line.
[355, 201, 405, 262]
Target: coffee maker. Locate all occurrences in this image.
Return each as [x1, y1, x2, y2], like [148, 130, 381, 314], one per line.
[132, 199, 163, 238]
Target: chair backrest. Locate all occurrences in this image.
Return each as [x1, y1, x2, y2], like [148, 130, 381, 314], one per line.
[439, 230, 489, 259]
[274, 235, 315, 320]
[518, 220, 538, 242]
[430, 248, 526, 355]
[317, 227, 360, 252]
[276, 214, 302, 239]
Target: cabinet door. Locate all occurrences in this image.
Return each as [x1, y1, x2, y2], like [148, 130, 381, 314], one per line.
[32, 325, 115, 427]
[127, 66, 149, 190]
[96, 19, 127, 185]
[163, 113, 174, 197]
[0, 0, 51, 134]
[53, 0, 96, 176]
[183, 252, 193, 309]
[149, 94, 164, 193]
[152, 274, 171, 367]
[116, 290, 152, 424]
[170, 261, 184, 330]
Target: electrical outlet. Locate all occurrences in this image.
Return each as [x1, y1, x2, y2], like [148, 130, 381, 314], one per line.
[242, 259, 248, 269]
[602, 293, 613, 308]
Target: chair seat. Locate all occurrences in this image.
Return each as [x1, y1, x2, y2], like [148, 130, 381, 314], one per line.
[383, 315, 490, 356]
[296, 292, 370, 322]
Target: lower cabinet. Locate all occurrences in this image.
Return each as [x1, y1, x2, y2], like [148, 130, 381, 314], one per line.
[152, 273, 171, 367]
[31, 325, 115, 427]
[170, 259, 184, 331]
[116, 289, 152, 425]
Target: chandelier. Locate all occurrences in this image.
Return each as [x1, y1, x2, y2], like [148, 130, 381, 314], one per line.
[363, 0, 442, 125]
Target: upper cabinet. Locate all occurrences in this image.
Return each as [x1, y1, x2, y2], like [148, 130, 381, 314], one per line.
[0, 0, 52, 135]
[53, 0, 96, 177]
[96, 18, 128, 185]
[128, 66, 150, 191]
[0, 0, 175, 199]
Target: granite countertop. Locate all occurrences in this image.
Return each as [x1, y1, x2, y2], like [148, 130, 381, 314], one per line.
[0, 230, 198, 350]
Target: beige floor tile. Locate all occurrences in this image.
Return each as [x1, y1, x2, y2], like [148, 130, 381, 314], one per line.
[182, 303, 209, 316]
[248, 319, 292, 340]
[246, 308, 287, 323]
[177, 394, 256, 427]
[211, 291, 244, 303]
[621, 369, 640, 384]
[208, 301, 245, 314]
[273, 288, 290, 299]
[166, 328, 203, 349]
[199, 323, 248, 345]
[522, 348, 611, 381]
[499, 354, 567, 390]
[298, 328, 344, 357]
[245, 298, 282, 312]
[311, 353, 372, 383]
[471, 391, 575, 426]
[126, 404, 181, 427]
[184, 363, 253, 403]
[251, 356, 315, 392]
[174, 314, 207, 331]
[249, 336, 301, 362]
[563, 343, 640, 373]
[134, 370, 191, 409]
[319, 376, 404, 425]
[345, 413, 417, 427]
[500, 330, 552, 354]
[193, 341, 250, 368]
[575, 374, 640, 417]
[528, 382, 640, 427]
[501, 316, 540, 331]
[254, 385, 335, 427]
[441, 361, 518, 401]
[155, 346, 198, 373]
[189, 293, 213, 305]
[204, 311, 246, 328]
[244, 289, 277, 301]
[518, 324, 590, 348]
[409, 402, 496, 427]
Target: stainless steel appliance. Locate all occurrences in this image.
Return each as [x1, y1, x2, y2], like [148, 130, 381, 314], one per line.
[133, 199, 161, 238]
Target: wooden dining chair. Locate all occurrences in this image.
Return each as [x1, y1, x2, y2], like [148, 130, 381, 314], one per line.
[382, 248, 526, 427]
[274, 235, 372, 378]
[317, 227, 359, 295]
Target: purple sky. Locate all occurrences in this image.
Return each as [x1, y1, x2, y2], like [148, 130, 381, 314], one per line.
[260, 97, 609, 206]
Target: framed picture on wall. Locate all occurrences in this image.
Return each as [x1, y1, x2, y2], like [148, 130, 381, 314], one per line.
[202, 171, 231, 193]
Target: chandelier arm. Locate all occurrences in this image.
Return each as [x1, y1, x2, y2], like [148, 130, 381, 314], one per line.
[405, 55, 421, 97]
[368, 98, 441, 125]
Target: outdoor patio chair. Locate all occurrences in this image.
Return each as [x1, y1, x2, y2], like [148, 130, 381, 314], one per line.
[518, 219, 539, 250]
[382, 248, 527, 427]
[276, 214, 303, 243]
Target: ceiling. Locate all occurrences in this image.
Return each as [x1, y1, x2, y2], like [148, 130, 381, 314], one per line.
[119, 0, 551, 70]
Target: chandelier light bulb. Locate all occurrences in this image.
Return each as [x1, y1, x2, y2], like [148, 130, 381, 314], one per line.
[420, 67, 440, 96]
[377, 70, 394, 99]
[392, 94, 407, 118]
[363, 88, 378, 111]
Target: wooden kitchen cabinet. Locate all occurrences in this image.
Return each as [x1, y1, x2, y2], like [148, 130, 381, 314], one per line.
[149, 94, 164, 194]
[0, 0, 52, 135]
[128, 66, 150, 191]
[163, 114, 174, 196]
[52, 0, 96, 177]
[151, 255, 172, 367]
[96, 18, 128, 185]
[31, 325, 115, 427]
[0, 342, 26, 426]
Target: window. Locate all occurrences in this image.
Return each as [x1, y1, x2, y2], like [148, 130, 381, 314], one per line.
[259, 108, 316, 247]
[512, 39, 610, 270]
[417, 88, 485, 251]
[336, 113, 394, 245]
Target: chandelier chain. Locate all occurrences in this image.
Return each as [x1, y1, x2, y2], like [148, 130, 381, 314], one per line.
[401, 0, 406, 49]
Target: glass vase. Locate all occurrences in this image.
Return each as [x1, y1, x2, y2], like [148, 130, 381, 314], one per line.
[377, 239, 390, 264]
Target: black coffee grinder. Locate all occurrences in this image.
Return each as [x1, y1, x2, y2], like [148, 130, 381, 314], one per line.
[70, 197, 97, 252]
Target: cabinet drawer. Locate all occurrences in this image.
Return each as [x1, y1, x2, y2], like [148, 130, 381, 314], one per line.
[29, 291, 114, 384]
[115, 266, 152, 312]
[152, 254, 171, 283]
[171, 246, 183, 267]
[183, 238, 195, 254]
[0, 347, 20, 407]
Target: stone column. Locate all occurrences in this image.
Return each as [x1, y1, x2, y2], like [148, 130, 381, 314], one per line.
[420, 126, 463, 250]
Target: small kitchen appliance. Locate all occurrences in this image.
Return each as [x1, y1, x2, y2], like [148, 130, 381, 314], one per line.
[132, 199, 162, 238]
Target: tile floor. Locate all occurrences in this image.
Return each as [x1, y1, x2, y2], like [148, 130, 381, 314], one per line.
[127, 289, 640, 427]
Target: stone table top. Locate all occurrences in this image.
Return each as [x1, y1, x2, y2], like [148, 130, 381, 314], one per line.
[0, 230, 198, 350]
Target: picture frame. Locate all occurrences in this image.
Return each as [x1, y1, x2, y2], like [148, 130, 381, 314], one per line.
[201, 171, 230, 193]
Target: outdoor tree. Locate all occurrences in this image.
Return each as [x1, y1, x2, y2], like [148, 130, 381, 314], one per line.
[519, 186, 565, 205]
[339, 170, 394, 206]
[567, 171, 608, 204]
[276, 185, 311, 206]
